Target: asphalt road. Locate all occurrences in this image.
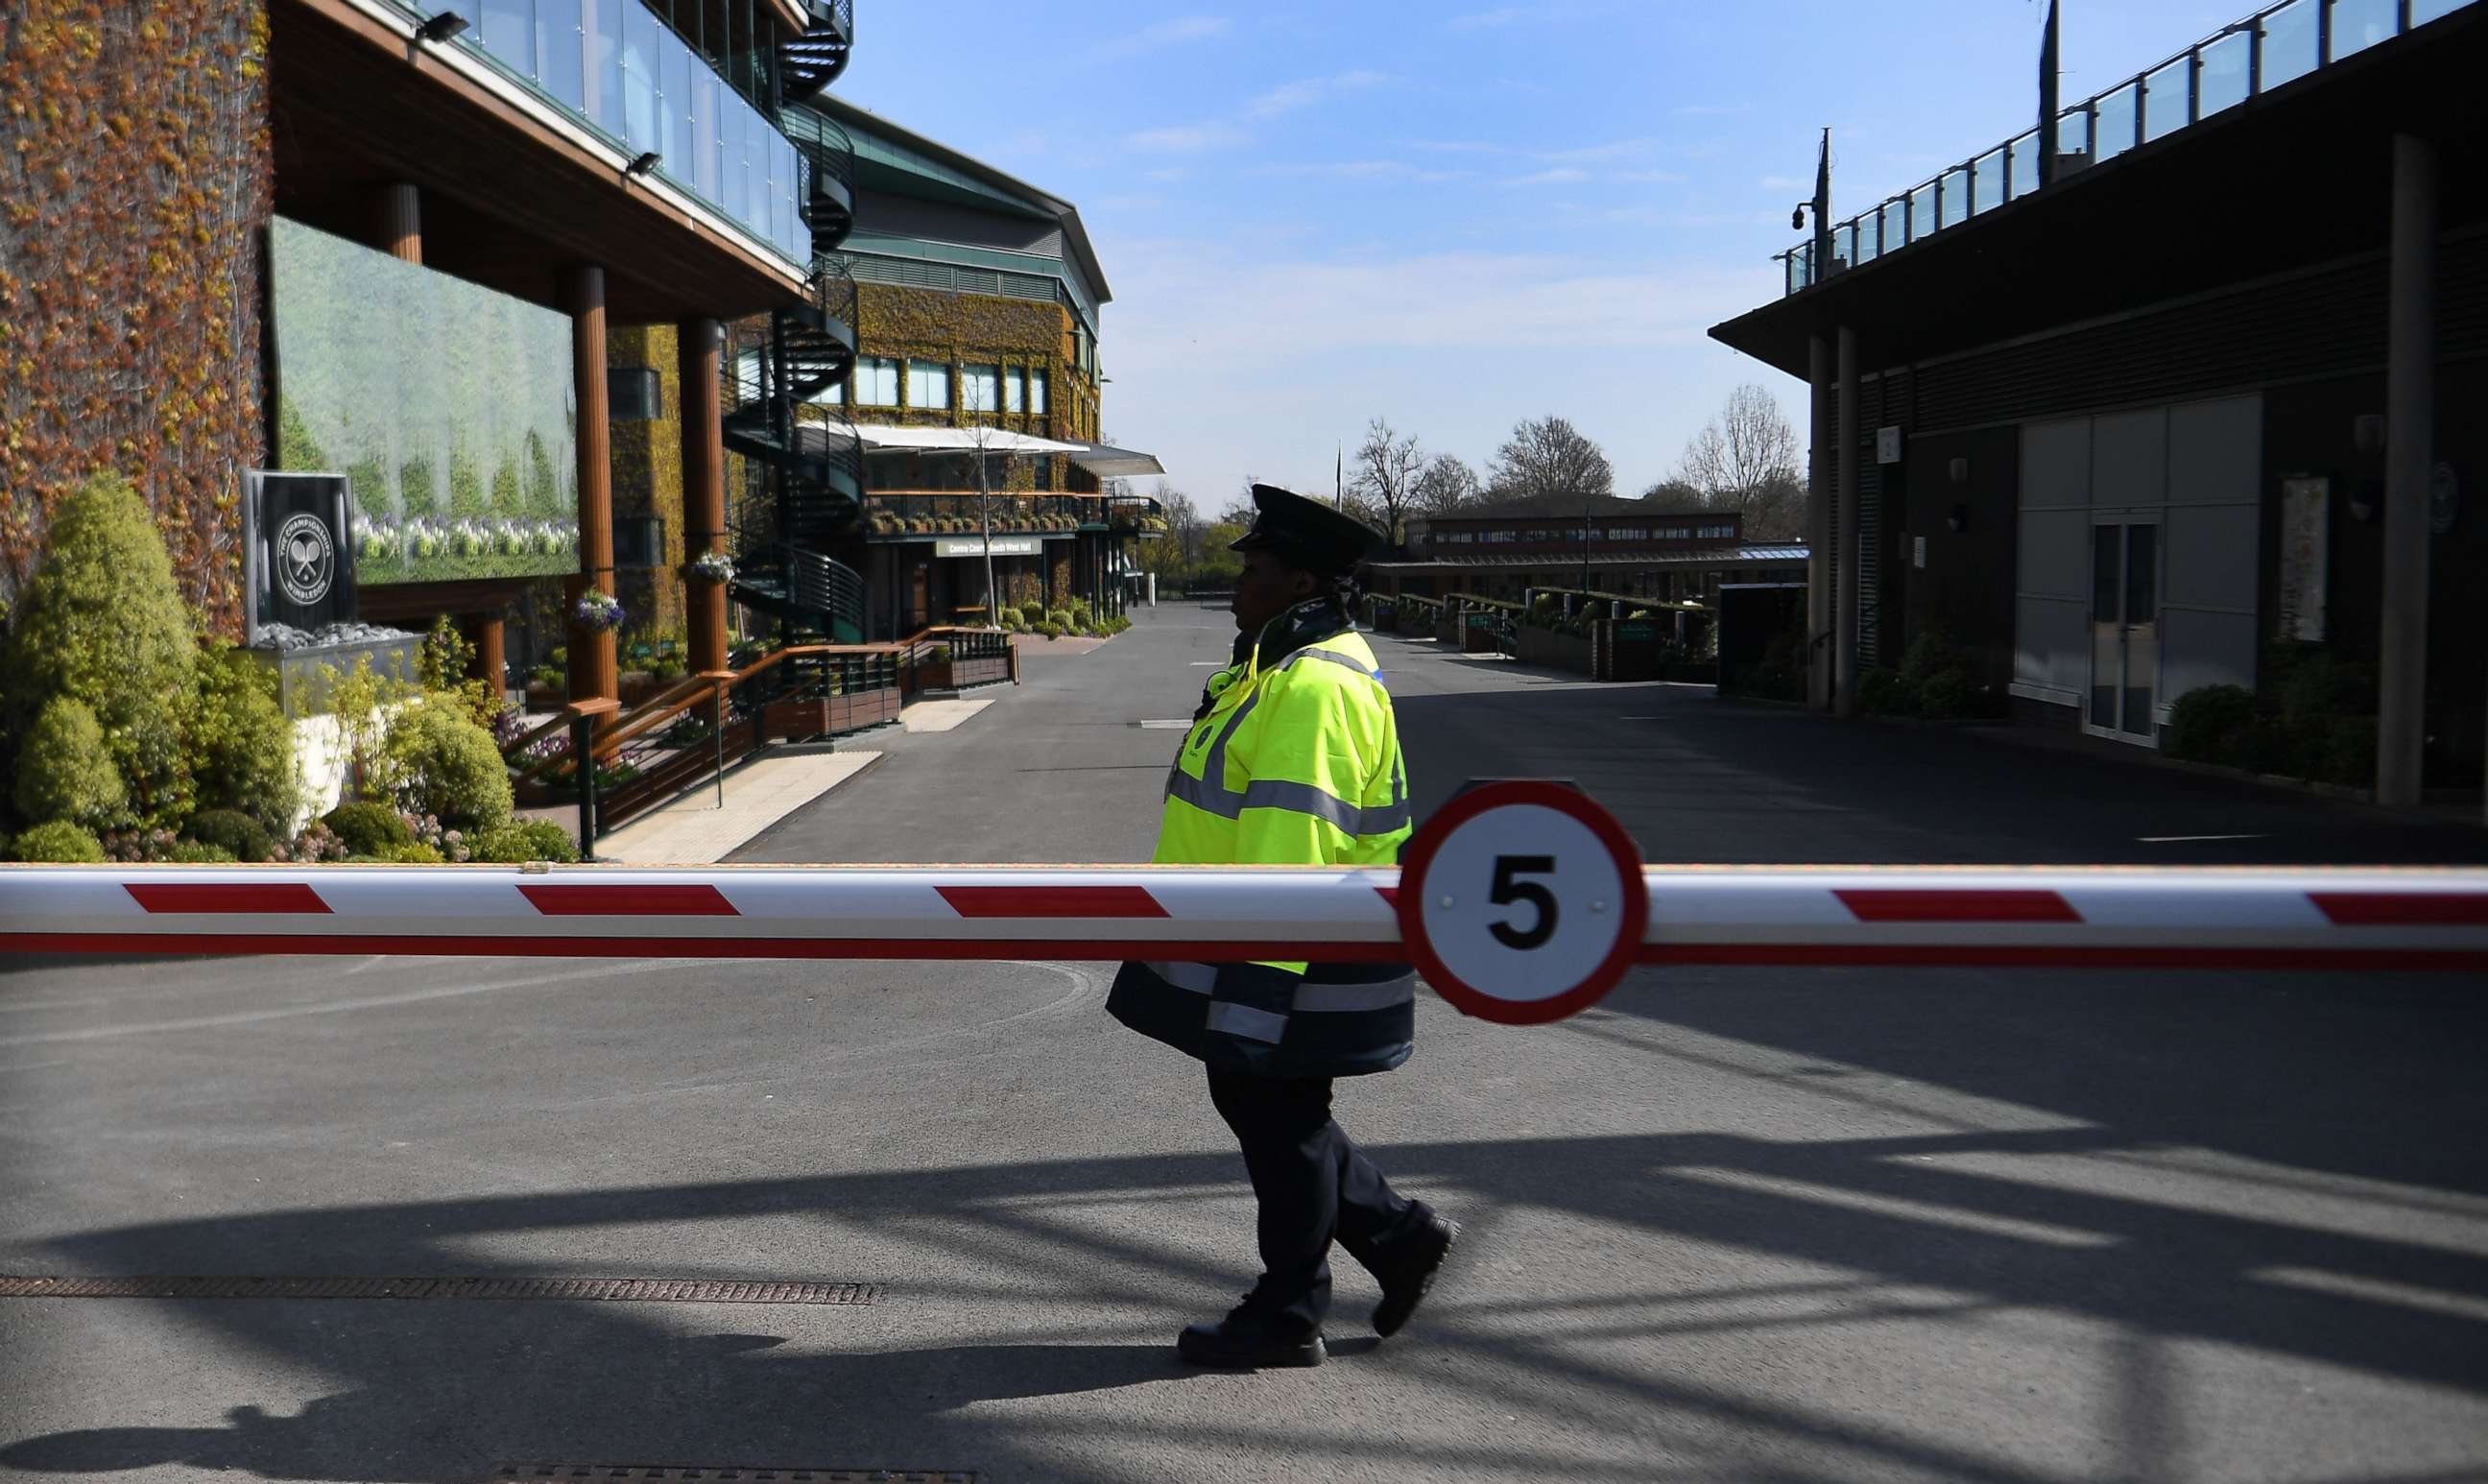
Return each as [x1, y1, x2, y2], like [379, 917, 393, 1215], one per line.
[2, 606, 2482, 1484]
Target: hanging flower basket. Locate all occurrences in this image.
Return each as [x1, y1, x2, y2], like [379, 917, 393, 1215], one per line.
[573, 589, 626, 632]
[691, 551, 737, 584]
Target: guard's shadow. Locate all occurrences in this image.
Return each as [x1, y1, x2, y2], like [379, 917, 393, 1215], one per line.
[1, 1340, 1202, 1478]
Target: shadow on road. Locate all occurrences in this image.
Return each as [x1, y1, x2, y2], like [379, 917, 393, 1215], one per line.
[9, 959, 2485, 1482]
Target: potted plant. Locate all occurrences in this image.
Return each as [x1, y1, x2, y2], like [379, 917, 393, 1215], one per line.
[574, 589, 625, 634]
[690, 550, 736, 585]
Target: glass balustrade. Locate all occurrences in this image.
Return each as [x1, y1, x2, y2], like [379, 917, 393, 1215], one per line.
[417, 0, 808, 267]
[1771, 0, 2476, 297]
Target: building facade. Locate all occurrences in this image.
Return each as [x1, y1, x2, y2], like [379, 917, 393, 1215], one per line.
[1712, 0, 2484, 804]
[3, 0, 860, 709]
[612, 92, 1160, 643]
[1368, 495, 1806, 608]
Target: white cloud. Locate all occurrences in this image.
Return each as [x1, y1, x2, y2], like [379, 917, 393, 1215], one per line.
[1246, 69, 1392, 119]
[1125, 121, 1252, 155]
[1092, 238, 1779, 497]
[1540, 136, 1670, 164]
[1096, 15, 1231, 60]
[1404, 138, 1522, 156]
[1250, 159, 1467, 182]
[1506, 167, 1589, 186]
[1447, 5, 1531, 28]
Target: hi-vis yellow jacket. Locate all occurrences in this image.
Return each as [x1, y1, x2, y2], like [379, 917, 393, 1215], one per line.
[1107, 600, 1418, 1079]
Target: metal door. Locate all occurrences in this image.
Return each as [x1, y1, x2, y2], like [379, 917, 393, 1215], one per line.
[2087, 521, 2161, 740]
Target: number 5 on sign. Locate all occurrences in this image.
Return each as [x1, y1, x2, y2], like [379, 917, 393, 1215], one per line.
[1396, 780, 1649, 1024]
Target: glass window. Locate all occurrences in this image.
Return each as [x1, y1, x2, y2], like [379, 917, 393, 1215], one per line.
[1910, 183, 1937, 240]
[1879, 200, 1905, 252]
[733, 348, 763, 404]
[2093, 84, 2140, 161]
[720, 96, 747, 227]
[908, 359, 950, 410]
[535, 0, 583, 110]
[1940, 168, 1969, 227]
[962, 364, 1002, 413]
[806, 371, 845, 406]
[1005, 368, 1025, 413]
[2198, 30, 2251, 117]
[481, 0, 535, 78]
[2329, 0, 2398, 60]
[2261, 0, 2320, 85]
[856, 357, 899, 407]
[659, 22, 689, 172]
[1029, 371, 1048, 415]
[2412, 0, 2467, 21]
[2141, 57, 2190, 142]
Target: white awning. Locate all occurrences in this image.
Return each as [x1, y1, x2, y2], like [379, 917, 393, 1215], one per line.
[832, 422, 1088, 455]
[1067, 442, 1165, 478]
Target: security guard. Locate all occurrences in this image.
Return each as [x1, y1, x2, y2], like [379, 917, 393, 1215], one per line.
[1109, 484, 1458, 1369]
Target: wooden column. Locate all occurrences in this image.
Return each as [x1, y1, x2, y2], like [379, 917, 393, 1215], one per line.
[376, 182, 420, 263]
[564, 264, 618, 706]
[463, 612, 508, 695]
[680, 317, 730, 676]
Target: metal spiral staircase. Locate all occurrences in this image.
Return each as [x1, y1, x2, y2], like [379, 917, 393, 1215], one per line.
[778, 0, 855, 107]
[721, 113, 867, 644]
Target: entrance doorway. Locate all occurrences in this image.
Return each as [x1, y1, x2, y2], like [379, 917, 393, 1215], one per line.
[2088, 520, 2160, 740]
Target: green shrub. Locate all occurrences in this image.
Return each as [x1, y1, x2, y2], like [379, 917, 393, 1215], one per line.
[386, 841, 444, 864]
[380, 701, 514, 830]
[12, 696, 128, 827]
[183, 807, 275, 864]
[190, 643, 300, 831]
[2165, 685, 2258, 766]
[323, 801, 415, 856]
[166, 839, 237, 864]
[469, 819, 581, 864]
[1019, 600, 1044, 624]
[12, 820, 106, 863]
[1046, 609, 1073, 632]
[0, 473, 199, 826]
[1855, 668, 1911, 717]
[1036, 622, 1062, 639]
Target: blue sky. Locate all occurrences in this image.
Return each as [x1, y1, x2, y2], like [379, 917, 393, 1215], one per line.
[832, 1, 2245, 504]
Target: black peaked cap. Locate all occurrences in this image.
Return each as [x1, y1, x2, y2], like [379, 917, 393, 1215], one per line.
[1230, 484, 1383, 575]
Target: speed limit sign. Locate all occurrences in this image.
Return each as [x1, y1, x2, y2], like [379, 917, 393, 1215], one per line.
[1396, 779, 1649, 1024]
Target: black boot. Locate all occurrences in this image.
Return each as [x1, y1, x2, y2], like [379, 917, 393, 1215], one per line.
[1369, 1209, 1459, 1338]
[1176, 1299, 1326, 1369]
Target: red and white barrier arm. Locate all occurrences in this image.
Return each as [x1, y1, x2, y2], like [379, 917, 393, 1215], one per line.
[3, 863, 2484, 972]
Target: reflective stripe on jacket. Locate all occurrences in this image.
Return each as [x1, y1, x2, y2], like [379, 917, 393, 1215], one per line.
[1107, 600, 1418, 1079]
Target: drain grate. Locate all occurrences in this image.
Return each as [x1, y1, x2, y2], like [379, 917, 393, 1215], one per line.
[0, 1275, 878, 1304]
[485, 1470, 974, 1482]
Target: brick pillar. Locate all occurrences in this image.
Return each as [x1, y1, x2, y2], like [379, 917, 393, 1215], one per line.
[680, 317, 729, 675]
[564, 264, 617, 706]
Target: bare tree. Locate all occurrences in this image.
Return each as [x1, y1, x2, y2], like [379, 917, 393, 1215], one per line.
[1486, 416, 1615, 502]
[1411, 452, 1482, 517]
[1639, 476, 1705, 508]
[1672, 384, 1806, 539]
[1348, 417, 1425, 549]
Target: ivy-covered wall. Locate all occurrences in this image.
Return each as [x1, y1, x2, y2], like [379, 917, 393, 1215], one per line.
[794, 281, 1105, 487]
[0, 0, 273, 635]
[609, 323, 686, 638]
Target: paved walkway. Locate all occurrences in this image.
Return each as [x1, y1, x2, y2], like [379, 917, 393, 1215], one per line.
[590, 749, 885, 865]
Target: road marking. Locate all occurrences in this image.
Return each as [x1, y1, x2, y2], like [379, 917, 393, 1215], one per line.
[1189, 661, 1223, 666]
[1136, 719, 1192, 730]
[2137, 834, 2268, 843]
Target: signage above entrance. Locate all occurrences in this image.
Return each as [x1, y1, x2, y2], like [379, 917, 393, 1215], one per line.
[935, 536, 1045, 558]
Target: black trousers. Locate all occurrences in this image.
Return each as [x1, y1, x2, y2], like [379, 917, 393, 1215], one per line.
[1207, 1065, 1419, 1333]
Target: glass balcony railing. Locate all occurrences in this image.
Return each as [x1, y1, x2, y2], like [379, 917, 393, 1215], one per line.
[412, 0, 809, 268]
[1777, 0, 2475, 296]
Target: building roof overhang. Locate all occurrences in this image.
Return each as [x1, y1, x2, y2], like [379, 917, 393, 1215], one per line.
[1710, 5, 2487, 379]
[270, 0, 809, 325]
